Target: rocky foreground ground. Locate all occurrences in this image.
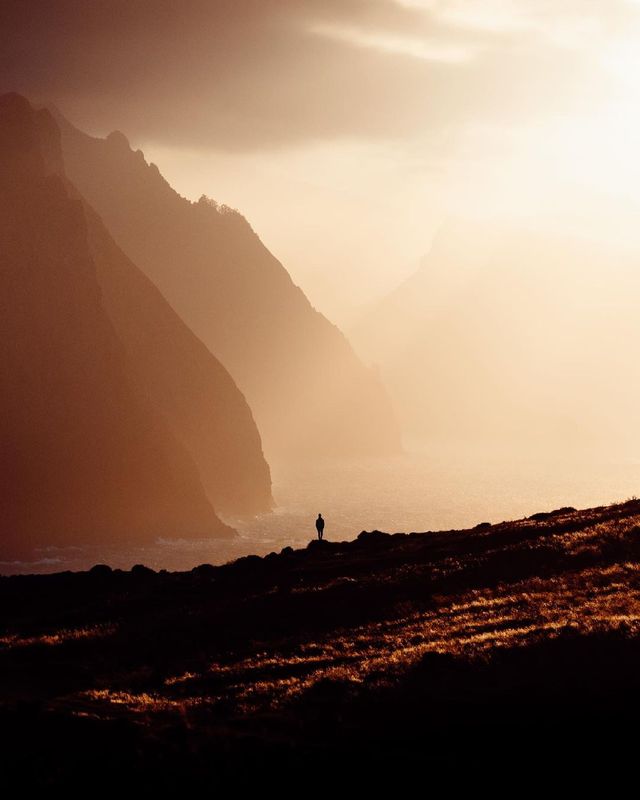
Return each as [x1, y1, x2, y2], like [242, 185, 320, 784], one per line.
[3, 499, 640, 785]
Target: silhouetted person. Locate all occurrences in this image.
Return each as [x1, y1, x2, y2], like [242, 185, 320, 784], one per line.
[316, 513, 325, 540]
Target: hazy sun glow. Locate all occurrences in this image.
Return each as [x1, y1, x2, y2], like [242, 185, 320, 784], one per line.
[5, 1, 640, 569]
[127, 3, 640, 322]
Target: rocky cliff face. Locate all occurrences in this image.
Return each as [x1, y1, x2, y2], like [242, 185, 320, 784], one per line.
[55, 113, 401, 461]
[0, 94, 237, 558]
[81, 198, 272, 517]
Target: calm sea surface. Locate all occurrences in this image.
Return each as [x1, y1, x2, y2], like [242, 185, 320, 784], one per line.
[3, 449, 640, 575]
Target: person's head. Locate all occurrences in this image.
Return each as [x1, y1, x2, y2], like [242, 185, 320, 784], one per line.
[318, 513, 322, 518]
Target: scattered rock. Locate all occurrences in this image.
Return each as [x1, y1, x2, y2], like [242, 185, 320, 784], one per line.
[307, 539, 329, 550]
[191, 563, 216, 577]
[234, 554, 263, 568]
[357, 530, 390, 546]
[131, 564, 155, 577]
[88, 564, 112, 577]
[550, 507, 577, 516]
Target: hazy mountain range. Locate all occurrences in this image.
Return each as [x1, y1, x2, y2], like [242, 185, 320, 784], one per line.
[352, 219, 640, 456]
[54, 110, 400, 463]
[0, 93, 400, 559]
[0, 94, 241, 557]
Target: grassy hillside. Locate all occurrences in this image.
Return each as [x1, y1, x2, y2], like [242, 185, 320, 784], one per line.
[3, 498, 640, 785]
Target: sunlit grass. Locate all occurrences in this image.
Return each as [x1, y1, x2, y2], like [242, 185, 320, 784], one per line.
[0, 623, 117, 651]
[159, 557, 640, 712]
[27, 502, 640, 721]
[79, 688, 184, 713]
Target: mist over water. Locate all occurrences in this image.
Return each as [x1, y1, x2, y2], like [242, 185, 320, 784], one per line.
[4, 448, 639, 575]
[5, 98, 640, 571]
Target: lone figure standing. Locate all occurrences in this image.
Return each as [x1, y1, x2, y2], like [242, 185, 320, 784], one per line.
[315, 513, 325, 540]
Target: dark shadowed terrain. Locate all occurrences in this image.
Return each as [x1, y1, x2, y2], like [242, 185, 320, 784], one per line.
[3, 499, 640, 785]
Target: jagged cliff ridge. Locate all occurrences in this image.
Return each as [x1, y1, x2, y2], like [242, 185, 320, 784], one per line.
[0, 94, 268, 557]
[80, 198, 272, 517]
[54, 112, 401, 461]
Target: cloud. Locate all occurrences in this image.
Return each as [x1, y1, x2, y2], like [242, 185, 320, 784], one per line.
[0, 0, 635, 150]
[307, 22, 481, 63]
[395, 0, 634, 41]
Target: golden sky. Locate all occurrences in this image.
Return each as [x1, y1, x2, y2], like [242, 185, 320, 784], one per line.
[4, 0, 640, 321]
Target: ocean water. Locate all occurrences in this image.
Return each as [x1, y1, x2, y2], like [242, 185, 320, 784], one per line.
[3, 448, 640, 575]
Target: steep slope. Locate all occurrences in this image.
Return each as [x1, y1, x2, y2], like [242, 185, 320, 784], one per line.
[81, 199, 272, 517]
[54, 113, 401, 461]
[352, 219, 640, 455]
[0, 94, 233, 559]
